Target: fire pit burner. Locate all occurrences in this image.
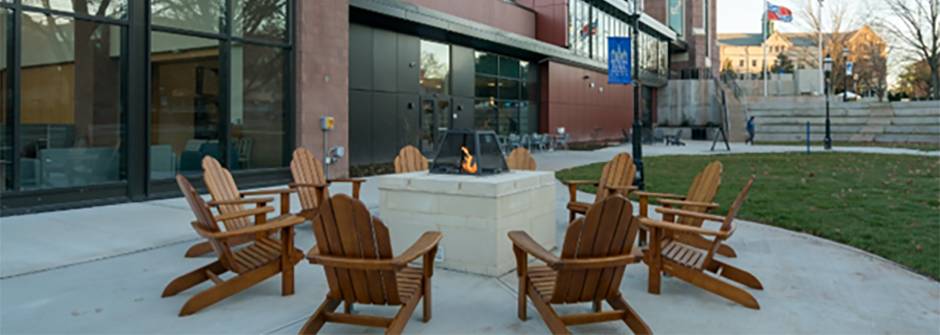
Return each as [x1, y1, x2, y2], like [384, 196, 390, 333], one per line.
[429, 129, 508, 175]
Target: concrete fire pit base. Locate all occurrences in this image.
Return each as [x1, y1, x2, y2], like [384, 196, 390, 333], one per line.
[378, 171, 556, 276]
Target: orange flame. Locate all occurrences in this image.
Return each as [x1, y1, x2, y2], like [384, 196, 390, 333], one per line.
[461, 146, 478, 174]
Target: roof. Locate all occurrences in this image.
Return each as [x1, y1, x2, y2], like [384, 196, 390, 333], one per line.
[718, 31, 848, 47]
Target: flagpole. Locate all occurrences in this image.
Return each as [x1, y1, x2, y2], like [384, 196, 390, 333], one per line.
[818, 0, 823, 95]
[763, 1, 768, 97]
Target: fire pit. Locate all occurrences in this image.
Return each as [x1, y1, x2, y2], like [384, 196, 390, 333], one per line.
[429, 129, 508, 175]
[379, 130, 556, 276]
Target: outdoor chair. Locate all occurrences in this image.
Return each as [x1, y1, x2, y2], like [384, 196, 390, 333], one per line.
[394, 145, 428, 174]
[507, 147, 536, 171]
[665, 130, 686, 146]
[509, 134, 522, 150]
[653, 129, 665, 145]
[164, 175, 305, 316]
[509, 195, 652, 335]
[539, 133, 552, 151]
[290, 148, 367, 222]
[635, 161, 735, 258]
[622, 128, 630, 143]
[183, 156, 295, 258]
[531, 133, 542, 151]
[299, 194, 442, 334]
[563, 152, 637, 223]
[520, 134, 531, 151]
[640, 177, 763, 309]
[554, 133, 569, 150]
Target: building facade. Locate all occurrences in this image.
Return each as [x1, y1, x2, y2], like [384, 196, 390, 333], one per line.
[1, 0, 710, 214]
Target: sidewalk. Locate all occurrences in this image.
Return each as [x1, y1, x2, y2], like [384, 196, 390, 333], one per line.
[2, 141, 938, 334]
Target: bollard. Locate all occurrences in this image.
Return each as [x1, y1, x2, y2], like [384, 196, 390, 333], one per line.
[806, 121, 810, 155]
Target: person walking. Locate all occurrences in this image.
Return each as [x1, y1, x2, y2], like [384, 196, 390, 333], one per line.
[746, 116, 756, 145]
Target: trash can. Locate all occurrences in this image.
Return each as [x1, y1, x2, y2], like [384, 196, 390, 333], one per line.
[692, 128, 707, 140]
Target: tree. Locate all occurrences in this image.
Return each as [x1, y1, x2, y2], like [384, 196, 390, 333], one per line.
[720, 58, 738, 80]
[770, 53, 796, 74]
[881, 0, 939, 100]
[897, 60, 934, 99]
[792, 0, 872, 93]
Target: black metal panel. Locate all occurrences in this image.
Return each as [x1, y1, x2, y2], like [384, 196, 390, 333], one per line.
[349, 24, 373, 91]
[452, 97, 474, 130]
[450, 45, 474, 98]
[126, 0, 148, 200]
[0, 182, 128, 215]
[396, 33, 419, 94]
[397, 94, 420, 149]
[348, 90, 373, 166]
[373, 29, 397, 93]
[371, 92, 398, 163]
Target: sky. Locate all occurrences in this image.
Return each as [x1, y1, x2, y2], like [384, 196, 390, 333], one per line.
[718, 0, 808, 34]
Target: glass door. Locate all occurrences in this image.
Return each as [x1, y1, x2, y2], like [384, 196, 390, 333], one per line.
[419, 97, 452, 156]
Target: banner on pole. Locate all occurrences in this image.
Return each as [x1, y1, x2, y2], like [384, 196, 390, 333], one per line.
[608, 37, 632, 85]
[846, 62, 853, 75]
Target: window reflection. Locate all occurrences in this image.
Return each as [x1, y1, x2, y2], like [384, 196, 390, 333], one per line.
[420, 40, 450, 95]
[1, 8, 9, 191]
[231, 43, 286, 169]
[151, 32, 220, 179]
[20, 13, 125, 190]
[23, 0, 127, 19]
[234, 0, 287, 42]
[474, 99, 497, 131]
[151, 0, 225, 34]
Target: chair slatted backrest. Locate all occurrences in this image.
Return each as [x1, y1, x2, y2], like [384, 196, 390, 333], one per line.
[507, 147, 536, 171]
[677, 161, 722, 227]
[291, 148, 329, 211]
[394, 145, 428, 174]
[595, 153, 636, 203]
[310, 194, 403, 306]
[551, 196, 641, 304]
[202, 156, 252, 231]
[176, 175, 240, 272]
[699, 177, 755, 268]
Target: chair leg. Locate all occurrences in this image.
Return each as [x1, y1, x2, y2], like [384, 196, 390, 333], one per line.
[518, 275, 528, 321]
[184, 241, 214, 258]
[681, 268, 760, 310]
[527, 284, 569, 334]
[422, 275, 432, 322]
[568, 211, 575, 224]
[592, 300, 602, 312]
[344, 301, 354, 314]
[178, 262, 280, 316]
[281, 228, 295, 296]
[386, 293, 422, 335]
[607, 296, 652, 335]
[162, 261, 227, 297]
[706, 260, 763, 290]
[299, 298, 341, 335]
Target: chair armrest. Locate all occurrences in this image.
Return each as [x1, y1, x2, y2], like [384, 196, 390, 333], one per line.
[392, 231, 443, 267]
[306, 247, 398, 271]
[289, 182, 331, 188]
[240, 188, 295, 196]
[328, 178, 367, 184]
[508, 230, 561, 267]
[213, 206, 275, 222]
[605, 185, 638, 192]
[210, 215, 305, 240]
[554, 254, 640, 271]
[639, 217, 728, 238]
[207, 197, 275, 206]
[632, 191, 686, 200]
[657, 199, 719, 209]
[655, 207, 727, 223]
[561, 180, 600, 186]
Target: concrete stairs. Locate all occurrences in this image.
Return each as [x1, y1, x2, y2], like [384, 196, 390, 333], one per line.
[747, 100, 940, 143]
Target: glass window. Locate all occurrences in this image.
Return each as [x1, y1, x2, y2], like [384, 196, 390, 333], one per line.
[420, 40, 450, 95]
[23, 0, 126, 19]
[475, 75, 496, 98]
[20, 13, 125, 190]
[231, 43, 287, 170]
[150, 32, 220, 178]
[497, 101, 518, 135]
[474, 51, 497, 76]
[234, 0, 287, 42]
[1, 8, 9, 191]
[498, 56, 519, 78]
[499, 79, 520, 100]
[151, 0, 225, 34]
[474, 99, 497, 132]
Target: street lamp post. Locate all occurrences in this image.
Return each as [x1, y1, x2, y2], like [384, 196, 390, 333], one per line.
[631, 0, 644, 190]
[842, 47, 849, 102]
[824, 54, 833, 150]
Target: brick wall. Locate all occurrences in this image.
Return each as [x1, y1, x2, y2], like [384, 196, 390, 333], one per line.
[296, 0, 350, 177]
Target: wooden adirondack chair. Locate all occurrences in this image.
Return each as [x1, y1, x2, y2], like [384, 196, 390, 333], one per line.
[164, 175, 305, 316]
[563, 153, 637, 223]
[640, 177, 763, 309]
[394, 145, 428, 174]
[506, 147, 537, 171]
[183, 157, 296, 258]
[290, 147, 367, 222]
[300, 194, 442, 335]
[634, 161, 736, 258]
[509, 195, 651, 335]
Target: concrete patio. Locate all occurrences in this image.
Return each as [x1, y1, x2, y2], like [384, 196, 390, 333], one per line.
[2, 141, 938, 334]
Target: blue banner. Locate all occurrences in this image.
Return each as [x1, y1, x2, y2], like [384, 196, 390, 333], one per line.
[608, 37, 631, 85]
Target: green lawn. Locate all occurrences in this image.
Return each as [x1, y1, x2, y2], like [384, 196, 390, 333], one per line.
[755, 141, 940, 152]
[556, 152, 940, 279]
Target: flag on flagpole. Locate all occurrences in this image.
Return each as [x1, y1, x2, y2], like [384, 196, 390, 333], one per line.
[767, 2, 793, 23]
[580, 21, 597, 39]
